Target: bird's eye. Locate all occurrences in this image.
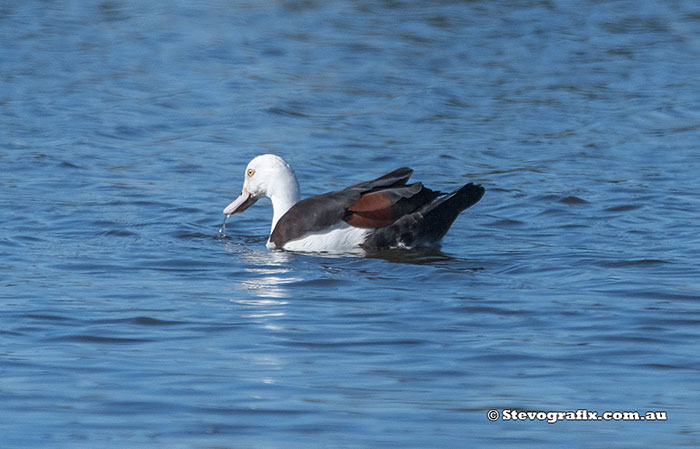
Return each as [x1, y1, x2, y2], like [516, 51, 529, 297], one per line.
[247, 168, 255, 177]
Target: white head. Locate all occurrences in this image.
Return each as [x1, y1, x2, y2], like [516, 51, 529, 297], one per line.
[223, 154, 301, 234]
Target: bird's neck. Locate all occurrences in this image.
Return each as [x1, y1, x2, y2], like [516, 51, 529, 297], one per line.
[268, 175, 300, 235]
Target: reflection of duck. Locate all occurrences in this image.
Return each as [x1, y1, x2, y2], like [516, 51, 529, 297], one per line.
[235, 250, 297, 301]
[223, 154, 484, 253]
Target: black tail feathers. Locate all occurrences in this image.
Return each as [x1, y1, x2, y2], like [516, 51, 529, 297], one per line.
[418, 183, 485, 243]
[362, 183, 484, 250]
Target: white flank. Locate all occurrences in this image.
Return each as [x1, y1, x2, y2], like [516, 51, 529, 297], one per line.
[268, 222, 371, 254]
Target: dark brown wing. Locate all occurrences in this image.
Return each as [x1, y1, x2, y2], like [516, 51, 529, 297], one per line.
[343, 183, 441, 228]
[269, 167, 414, 248]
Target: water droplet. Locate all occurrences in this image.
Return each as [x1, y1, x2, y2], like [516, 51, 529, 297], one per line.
[219, 214, 230, 237]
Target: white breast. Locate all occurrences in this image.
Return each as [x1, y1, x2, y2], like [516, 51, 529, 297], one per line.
[267, 222, 371, 254]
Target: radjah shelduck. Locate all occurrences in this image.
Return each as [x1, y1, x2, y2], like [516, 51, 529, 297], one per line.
[222, 154, 484, 253]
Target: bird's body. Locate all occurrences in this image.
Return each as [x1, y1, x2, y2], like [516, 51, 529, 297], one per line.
[223, 154, 484, 253]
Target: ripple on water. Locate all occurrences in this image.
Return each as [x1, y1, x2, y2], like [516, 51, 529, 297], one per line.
[45, 335, 153, 344]
[598, 259, 668, 268]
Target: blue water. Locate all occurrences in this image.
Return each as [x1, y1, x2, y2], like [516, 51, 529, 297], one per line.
[2, 1, 700, 447]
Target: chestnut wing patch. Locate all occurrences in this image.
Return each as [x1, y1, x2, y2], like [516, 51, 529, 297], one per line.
[343, 183, 441, 229]
[344, 191, 395, 228]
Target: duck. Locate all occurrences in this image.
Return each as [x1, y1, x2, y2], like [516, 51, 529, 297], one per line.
[222, 154, 484, 253]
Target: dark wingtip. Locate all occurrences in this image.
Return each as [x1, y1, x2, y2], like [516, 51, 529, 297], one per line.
[383, 167, 413, 180]
[448, 183, 484, 211]
[350, 166, 414, 190]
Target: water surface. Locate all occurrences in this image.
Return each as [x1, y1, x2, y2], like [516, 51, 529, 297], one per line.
[2, 1, 700, 447]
